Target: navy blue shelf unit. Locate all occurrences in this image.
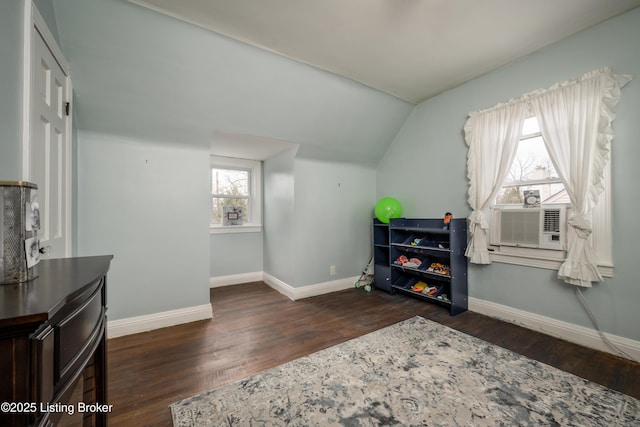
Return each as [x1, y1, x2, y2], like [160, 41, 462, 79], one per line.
[373, 217, 468, 316]
[373, 218, 391, 292]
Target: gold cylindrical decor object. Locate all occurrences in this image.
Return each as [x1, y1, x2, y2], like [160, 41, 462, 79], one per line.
[0, 181, 40, 285]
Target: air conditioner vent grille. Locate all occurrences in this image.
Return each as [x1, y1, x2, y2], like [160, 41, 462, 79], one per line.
[543, 209, 561, 233]
[500, 210, 539, 246]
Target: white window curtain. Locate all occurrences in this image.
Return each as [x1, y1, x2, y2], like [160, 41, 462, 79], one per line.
[464, 102, 528, 263]
[529, 68, 631, 287]
[464, 67, 631, 287]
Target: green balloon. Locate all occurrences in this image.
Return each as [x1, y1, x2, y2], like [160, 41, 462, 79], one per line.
[375, 197, 403, 224]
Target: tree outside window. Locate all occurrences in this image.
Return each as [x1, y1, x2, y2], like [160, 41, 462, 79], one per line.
[495, 117, 567, 205]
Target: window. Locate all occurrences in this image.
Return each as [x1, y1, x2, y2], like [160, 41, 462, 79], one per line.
[464, 68, 628, 286]
[495, 117, 567, 207]
[212, 168, 249, 223]
[210, 156, 262, 233]
[487, 118, 612, 277]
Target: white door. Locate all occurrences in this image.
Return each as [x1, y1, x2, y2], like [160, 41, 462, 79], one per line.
[30, 25, 71, 258]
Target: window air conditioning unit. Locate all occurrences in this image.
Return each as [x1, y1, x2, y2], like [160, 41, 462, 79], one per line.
[491, 206, 566, 250]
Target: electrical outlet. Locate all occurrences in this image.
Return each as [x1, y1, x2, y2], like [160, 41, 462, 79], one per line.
[330, 265, 336, 276]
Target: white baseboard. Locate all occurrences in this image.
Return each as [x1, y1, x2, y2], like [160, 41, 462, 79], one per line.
[211, 272, 358, 301]
[469, 297, 640, 362]
[107, 277, 640, 362]
[262, 273, 358, 300]
[107, 304, 213, 339]
[261, 273, 293, 299]
[107, 274, 355, 338]
[209, 271, 263, 288]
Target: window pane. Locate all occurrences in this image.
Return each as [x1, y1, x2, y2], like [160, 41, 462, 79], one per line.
[496, 183, 568, 205]
[522, 117, 540, 135]
[497, 117, 567, 206]
[508, 136, 559, 181]
[212, 168, 249, 196]
[212, 198, 249, 224]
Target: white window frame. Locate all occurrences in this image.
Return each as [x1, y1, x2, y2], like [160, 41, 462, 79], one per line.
[487, 117, 613, 278]
[210, 156, 262, 234]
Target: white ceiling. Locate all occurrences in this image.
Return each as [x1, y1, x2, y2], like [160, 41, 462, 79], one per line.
[129, 0, 640, 104]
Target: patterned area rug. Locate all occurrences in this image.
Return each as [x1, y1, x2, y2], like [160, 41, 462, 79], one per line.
[170, 316, 639, 426]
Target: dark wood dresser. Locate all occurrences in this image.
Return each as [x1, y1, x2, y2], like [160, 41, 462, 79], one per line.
[0, 256, 113, 427]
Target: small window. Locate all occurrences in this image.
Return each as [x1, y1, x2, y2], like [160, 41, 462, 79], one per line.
[212, 168, 250, 224]
[210, 156, 262, 233]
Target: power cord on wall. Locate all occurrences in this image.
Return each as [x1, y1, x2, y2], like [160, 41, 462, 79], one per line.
[574, 288, 639, 363]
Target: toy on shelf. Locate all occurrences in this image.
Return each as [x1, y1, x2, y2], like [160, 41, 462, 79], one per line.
[410, 281, 439, 296]
[427, 262, 450, 276]
[394, 255, 409, 266]
[394, 255, 422, 268]
[410, 236, 446, 249]
[443, 212, 453, 230]
[411, 281, 427, 292]
[375, 197, 403, 224]
[407, 257, 422, 268]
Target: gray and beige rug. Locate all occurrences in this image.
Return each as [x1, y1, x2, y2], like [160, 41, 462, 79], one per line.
[170, 316, 639, 426]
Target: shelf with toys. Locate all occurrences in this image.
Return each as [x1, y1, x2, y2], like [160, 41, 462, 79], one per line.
[391, 276, 452, 306]
[387, 215, 468, 315]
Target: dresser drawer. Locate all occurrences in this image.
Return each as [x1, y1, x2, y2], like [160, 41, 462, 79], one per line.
[55, 280, 105, 383]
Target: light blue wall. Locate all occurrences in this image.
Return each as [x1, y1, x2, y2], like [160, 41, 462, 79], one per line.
[263, 153, 376, 288]
[293, 158, 376, 286]
[51, 0, 413, 166]
[0, 1, 25, 180]
[263, 148, 297, 285]
[45, 0, 413, 317]
[210, 231, 263, 277]
[76, 131, 210, 320]
[221, 153, 376, 288]
[377, 8, 640, 341]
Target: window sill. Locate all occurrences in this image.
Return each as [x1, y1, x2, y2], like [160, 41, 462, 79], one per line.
[210, 225, 262, 234]
[488, 246, 613, 278]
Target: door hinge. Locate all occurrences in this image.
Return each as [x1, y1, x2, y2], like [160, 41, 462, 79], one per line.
[65, 102, 70, 116]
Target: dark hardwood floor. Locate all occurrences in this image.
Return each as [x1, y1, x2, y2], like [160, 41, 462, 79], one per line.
[107, 283, 640, 426]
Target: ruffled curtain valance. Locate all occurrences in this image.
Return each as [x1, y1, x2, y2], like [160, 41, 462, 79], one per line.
[464, 67, 631, 287]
